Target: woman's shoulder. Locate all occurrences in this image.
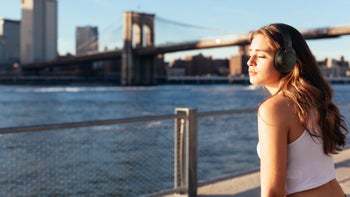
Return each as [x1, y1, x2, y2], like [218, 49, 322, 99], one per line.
[258, 94, 295, 125]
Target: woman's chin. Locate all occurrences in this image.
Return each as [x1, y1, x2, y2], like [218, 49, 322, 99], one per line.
[249, 78, 259, 85]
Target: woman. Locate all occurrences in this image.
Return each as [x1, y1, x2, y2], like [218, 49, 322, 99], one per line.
[247, 23, 348, 197]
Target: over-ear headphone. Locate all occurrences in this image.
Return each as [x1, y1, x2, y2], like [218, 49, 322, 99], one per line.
[272, 23, 297, 73]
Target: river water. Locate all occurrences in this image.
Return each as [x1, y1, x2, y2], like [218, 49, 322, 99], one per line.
[0, 84, 349, 196]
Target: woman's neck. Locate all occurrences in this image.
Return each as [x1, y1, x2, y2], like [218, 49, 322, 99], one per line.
[265, 85, 279, 95]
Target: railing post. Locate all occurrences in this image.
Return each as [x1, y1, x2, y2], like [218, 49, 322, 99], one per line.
[174, 108, 198, 197]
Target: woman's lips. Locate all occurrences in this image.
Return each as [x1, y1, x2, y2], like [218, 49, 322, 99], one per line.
[249, 70, 257, 76]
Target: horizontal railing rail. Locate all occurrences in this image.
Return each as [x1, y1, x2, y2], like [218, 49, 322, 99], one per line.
[0, 114, 178, 134]
[198, 108, 257, 117]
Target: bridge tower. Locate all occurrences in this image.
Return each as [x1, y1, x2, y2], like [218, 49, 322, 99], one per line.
[122, 11, 156, 85]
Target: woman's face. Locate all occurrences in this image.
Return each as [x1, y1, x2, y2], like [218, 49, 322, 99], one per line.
[247, 34, 281, 88]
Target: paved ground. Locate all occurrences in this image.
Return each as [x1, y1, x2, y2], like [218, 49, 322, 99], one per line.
[163, 148, 350, 197]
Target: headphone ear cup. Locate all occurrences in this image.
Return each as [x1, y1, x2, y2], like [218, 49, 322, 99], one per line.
[274, 47, 297, 73]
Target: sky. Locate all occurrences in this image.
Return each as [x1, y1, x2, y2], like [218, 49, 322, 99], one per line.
[1, 0, 350, 62]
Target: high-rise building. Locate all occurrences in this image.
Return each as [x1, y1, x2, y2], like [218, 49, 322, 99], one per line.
[0, 18, 20, 70]
[20, 0, 57, 64]
[76, 26, 99, 56]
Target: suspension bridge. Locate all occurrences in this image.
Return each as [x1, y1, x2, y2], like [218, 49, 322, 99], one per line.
[20, 11, 350, 86]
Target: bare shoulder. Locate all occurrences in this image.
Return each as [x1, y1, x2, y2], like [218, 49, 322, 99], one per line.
[258, 94, 294, 126]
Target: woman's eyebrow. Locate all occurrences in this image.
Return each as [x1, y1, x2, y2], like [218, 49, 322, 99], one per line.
[249, 48, 273, 53]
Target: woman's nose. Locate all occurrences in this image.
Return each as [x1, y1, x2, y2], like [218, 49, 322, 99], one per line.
[247, 56, 255, 67]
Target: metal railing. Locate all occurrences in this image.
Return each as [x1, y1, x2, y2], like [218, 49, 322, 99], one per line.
[0, 107, 258, 197]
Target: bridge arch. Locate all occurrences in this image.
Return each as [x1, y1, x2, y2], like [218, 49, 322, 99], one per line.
[122, 11, 156, 85]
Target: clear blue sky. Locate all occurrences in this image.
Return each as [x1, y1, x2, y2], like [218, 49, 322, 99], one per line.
[1, 0, 350, 61]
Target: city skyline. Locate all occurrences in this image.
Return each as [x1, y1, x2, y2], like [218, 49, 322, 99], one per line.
[1, 0, 350, 62]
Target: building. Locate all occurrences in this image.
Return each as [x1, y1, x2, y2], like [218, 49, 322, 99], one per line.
[229, 54, 249, 77]
[319, 56, 350, 78]
[213, 59, 229, 76]
[0, 18, 20, 72]
[20, 0, 58, 64]
[76, 26, 98, 56]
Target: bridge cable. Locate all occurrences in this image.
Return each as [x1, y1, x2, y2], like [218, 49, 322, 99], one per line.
[156, 16, 239, 35]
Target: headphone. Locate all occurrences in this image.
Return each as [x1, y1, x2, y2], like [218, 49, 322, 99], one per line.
[272, 23, 297, 73]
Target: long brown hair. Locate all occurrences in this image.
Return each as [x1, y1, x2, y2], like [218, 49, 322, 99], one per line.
[251, 23, 348, 154]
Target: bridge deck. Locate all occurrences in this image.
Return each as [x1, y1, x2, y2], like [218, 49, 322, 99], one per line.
[163, 148, 350, 196]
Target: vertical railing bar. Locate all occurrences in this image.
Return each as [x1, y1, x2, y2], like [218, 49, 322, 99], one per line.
[179, 118, 185, 186]
[187, 108, 198, 197]
[174, 110, 180, 188]
[174, 108, 198, 197]
[175, 109, 187, 192]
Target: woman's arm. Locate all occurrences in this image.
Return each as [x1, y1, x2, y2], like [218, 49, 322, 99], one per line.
[258, 96, 290, 197]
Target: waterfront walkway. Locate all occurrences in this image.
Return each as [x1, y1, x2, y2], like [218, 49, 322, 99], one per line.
[165, 147, 350, 196]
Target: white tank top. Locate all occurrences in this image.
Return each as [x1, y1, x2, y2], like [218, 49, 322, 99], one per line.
[257, 130, 336, 195]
